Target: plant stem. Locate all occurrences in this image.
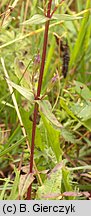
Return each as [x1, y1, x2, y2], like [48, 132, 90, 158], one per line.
[27, 0, 53, 200]
[50, 0, 64, 17]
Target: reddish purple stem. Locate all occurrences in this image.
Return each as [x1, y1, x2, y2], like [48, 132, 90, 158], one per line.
[27, 0, 53, 200]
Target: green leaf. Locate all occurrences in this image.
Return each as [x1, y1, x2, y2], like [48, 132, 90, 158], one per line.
[41, 113, 62, 162]
[6, 125, 21, 147]
[61, 128, 77, 143]
[21, 14, 49, 25]
[78, 184, 91, 191]
[7, 79, 34, 103]
[14, 59, 31, 88]
[8, 168, 20, 200]
[70, 0, 91, 67]
[1, 100, 14, 108]
[83, 119, 91, 131]
[77, 104, 91, 121]
[52, 14, 82, 21]
[71, 99, 91, 121]
[36, 162, 63, 200]
[38, 100, 62, 129]
[60, 98, 77, 120]
[0, 178, 10, 200]
[74, 80, 91, 101]
[20, 108, 44, 151]
[62, 168, 74, 200]
[42, 37, 55, 92]
[60, 97, 91, 131]
[0, 137, 26, 157]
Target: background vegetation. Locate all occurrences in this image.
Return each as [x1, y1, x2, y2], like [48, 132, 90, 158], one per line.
[0, 0, 91, 200]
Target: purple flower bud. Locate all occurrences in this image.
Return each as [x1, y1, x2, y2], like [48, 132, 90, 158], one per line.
[34, 53, 40, 64]
[51, 74, 58, 83]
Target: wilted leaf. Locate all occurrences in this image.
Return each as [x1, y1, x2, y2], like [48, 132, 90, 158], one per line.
[42, 193, 61, 199]
[47, 162, 63, 178]
[63, 192, 81, 197]
[63, 191, 90, 198]
[41, 191, 90, 199]
[21, 165, 49, 175]
[21, 165, 29, 174]
[82, 192, 90, 198]
[19, 173, 34, 198]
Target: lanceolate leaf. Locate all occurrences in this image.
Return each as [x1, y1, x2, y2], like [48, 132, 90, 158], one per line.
[52, 14, 82, 21]
[21, 14, 49, 25]
[38, 100, 62, 129]
[40, 113, 62, 162]
[0, 137, 26, 157]
[14, 58, 31, 88]
[7, 79, 34, 103]
[19, 173, 34, 199]
[21, 11, 86, 26]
